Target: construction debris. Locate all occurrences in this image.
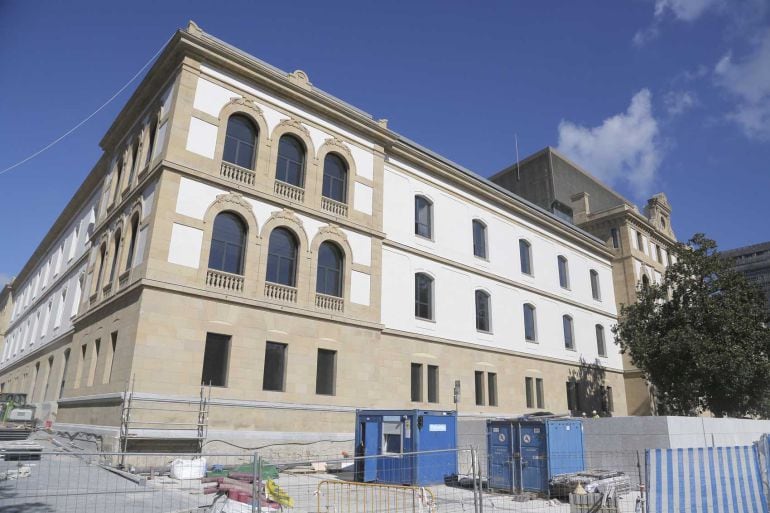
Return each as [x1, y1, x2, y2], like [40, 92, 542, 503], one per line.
[551, 469, 630, 498]
[0, 440, 42, 460]
[0, 465, 31, 480]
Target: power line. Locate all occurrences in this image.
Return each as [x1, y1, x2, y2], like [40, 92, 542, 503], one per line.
[0, 35, 173, 177]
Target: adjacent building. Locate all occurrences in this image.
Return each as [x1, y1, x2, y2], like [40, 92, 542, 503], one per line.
[722, 241, 770, 315]
[0, 23, 627, 451]
[490, 147, 678, 416]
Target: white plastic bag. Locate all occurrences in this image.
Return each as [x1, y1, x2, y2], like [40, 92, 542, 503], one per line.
[170, 457, 207, 479]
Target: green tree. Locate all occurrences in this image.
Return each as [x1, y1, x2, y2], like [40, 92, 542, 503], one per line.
[613, 234, 770, 417]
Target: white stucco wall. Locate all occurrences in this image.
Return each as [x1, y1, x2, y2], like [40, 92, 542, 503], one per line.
[381, 161, 621, 370]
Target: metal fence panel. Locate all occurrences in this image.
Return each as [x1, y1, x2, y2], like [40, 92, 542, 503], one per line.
[646, 446, 769, 513]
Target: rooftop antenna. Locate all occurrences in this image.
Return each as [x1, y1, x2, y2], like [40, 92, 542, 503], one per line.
[515, 133, 521, 181]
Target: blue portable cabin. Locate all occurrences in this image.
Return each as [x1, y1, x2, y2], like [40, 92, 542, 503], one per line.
[354, 409, 457, 486]
[487, 417, 584, 494]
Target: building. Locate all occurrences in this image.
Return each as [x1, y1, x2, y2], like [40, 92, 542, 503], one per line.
[0, 23, 626, 451]
[490, 147, 678, 416]
[722, 241, 770, 315]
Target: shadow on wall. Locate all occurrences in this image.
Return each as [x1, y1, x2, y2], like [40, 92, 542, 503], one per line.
[568, 357, 607, 417]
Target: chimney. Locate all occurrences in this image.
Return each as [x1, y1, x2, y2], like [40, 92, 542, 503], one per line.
[570, 192, 590, 225]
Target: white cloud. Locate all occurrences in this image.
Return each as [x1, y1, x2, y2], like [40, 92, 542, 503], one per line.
[654, 0, 723, 21]
[557, 89, 663, 196]
[0, 273, 11, 287]
[663, 90, 699, 116]
[714, 29, 770, 139]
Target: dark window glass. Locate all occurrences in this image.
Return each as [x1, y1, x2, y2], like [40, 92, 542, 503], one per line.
[596, 324, 607, 356]
[475, 371, 485, 406]
[488, 372, 498, 407]
[472, 220, 487, 258]
[415, 273, 434, 320]
[223, 115, 257, 169]
[113, 162, 123, 201]
[590, 270, 601, 300]
[322, 153, 347, 203]
[126, 215, 139, 270]
[566, 381, 578, 411]
[317, 242, 343, 296]
[108, 231, 121, 284]
[610, 228, 620, 249]
[524, 304, 537, 341]
[520, 240, 532, 275]
[642, 274, 650, 288]
[145, 120, 157, 166]
[208, 212, 247, 274]
[201, 333, 230, 387]
[411, 363, 422, 401]
[59, 349, 70, 399]
[558, 256, 569, 288]
[525, 377, 534, 408]
[601, 385, 614, 413]
[96, 245, 107, 291]
[414, 196, 432, 238]
[276, 135, 305, 187]
[315, 349, 336, 395]
[563, 315, 574, 349]
[536, 378, 544, 408]
[266, 228, 298, 286]
[636, 231, 644, 251]
[128, 140, 140, 186]
[427, 365, 439, 403]
[656, 245, 662, 263]
[263, 342, 287, 391]
[475, 290, 491, 332]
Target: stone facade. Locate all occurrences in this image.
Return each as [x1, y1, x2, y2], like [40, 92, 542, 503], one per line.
[491, 147, 678, 416]
[0, 23, 628, 451]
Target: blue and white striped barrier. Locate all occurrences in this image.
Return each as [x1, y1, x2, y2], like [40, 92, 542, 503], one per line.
[646, 446, 768, 513]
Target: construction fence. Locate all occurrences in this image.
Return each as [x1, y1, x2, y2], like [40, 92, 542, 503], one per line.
[0, 437, 768, 513]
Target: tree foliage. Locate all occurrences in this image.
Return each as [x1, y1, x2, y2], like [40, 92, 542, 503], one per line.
[613, 234, 770, 417]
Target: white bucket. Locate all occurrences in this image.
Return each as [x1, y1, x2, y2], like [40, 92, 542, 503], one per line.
[170, 457, 207, 480]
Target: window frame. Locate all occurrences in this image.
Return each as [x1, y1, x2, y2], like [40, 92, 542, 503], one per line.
[472, 219, 488, 259]
[590, 269, 602, 301]
[525, 377, 534, 408]
[414, 272, 435, 321]
[474, 289, 492, 333]
[315, 348, 337, 396]
[263, 342, 288, 392]
[488, 372, 498, 407]
[523, 303, 537, 342]
[475, 370, 485, 406]
[427, 365, 439, 404]
[208, 212, 248, 275]
[266, 227, 299, 287]
[275, 134, 306, 187]
[563, 314, 575, 350]
[557, 255, 570, 289]
[519, 239, 533, 276]
[411, 362, 423, 402]
[321, 153, 348, 203]
[414, 195, 433, 240]
[316, 241, 344, 297]
[223, 114, 258, 170]
[610, 227, 620, 249]
[201, 333, 231, 388]
[596, 324, 607, 357]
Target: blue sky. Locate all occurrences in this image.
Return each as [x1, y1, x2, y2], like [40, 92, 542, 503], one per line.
[1, 0, 769, 283]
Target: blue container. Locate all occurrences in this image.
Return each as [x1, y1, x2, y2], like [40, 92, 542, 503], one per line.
[354, 409, 457, 486]
[487, 418, 584, 494]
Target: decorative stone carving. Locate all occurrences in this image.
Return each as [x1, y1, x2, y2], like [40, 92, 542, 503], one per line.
[212, 193, 254, 214]
[276, 118, 311, 140]
[318, 223, 345, 239]
[268, 209, 304, 229]
[227, 97, 264, 117]
[288, 70, 312, 90]
[321, 138, 353, 159]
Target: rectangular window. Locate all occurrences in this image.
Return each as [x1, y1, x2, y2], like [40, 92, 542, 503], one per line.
[427, 365, 439, 403]
[636, 231, 644, 251]
[411, 363, 423, 402]
[106, 332, 118, 384]
[525, 377, 534, 408]
[610, 228, 620, 249]
[602, 386, 614, 413]
[590, 270, 602, 301]
[382, 421, 402, 454]
[558, 257, 569, 289]
[656, 244, 662, 263]
[475, 371, 485, 405]
[59, 349, 70, 398]
[536, 378, 545, 409]
[488, 372, 498, 407]
[44, 357, 54, 401]
[263, 342, 287, 392]
[472, 221, 487, 259]
[201, 333, 230, 387]
[566, 381, 578, 411]
[596, 325, 607, 357]
[315, 349, 336, 396]
[86, 339, 100, 387]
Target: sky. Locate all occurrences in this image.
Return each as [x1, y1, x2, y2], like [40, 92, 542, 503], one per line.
[1, 0, 769, 284]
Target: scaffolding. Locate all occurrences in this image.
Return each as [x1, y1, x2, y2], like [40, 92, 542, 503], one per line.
[119, 376, 210, 459]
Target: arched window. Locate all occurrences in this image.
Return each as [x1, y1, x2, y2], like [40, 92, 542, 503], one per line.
[563, 315, 574, 350]
[472, 220, 487, 259]
[641, 274, 650, 288]
[558, 256, 569, 289]
[276, 135, 305, 187]
[145, 117, 157, 167]
[520, 239, 533, 275]
[590, 269, 601, 300]
[108, 230, 121, 285]
[223, 115, 257, 169]
[112, 161, 123, 202]
[414, 195, 433, 239]
[208, 212, 247, 275]
[266, 228, 298, 286]
[475, 290, 491, 332]
[523, 303, 537, 341]
[322, 153, 347, 203]
[596, 324, 606, 357]
[415, 273, 434, 320]
[125, 214, 140, 270]
[128, 140, 140, 186]
[316, 242, 343, 297]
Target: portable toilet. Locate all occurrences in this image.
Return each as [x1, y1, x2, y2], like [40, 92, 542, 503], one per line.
[354, 409, 457, 486]
[487, 417, 584, 494]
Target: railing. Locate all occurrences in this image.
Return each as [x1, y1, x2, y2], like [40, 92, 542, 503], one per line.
[220, 161, 256, 186]
[206, 269, 244, 293]
[265, 282, 297, 303]
[315, 292, 344, 312]
[274, 180, 305, 202]
[321, 196, 348, 217]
